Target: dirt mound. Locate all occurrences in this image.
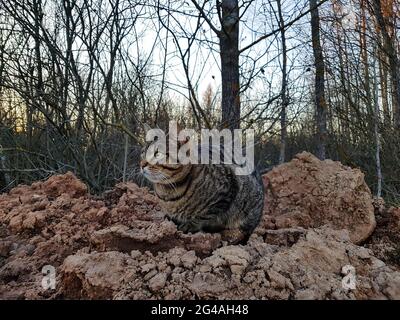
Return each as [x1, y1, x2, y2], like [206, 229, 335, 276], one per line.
[0, 155, 399, 300]
[262, 152, 376, 244]
[0, 175, 220, 299]
[59, 228, 400, 300]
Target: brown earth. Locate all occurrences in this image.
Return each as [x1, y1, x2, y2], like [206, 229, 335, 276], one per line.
[0, 153, 399, 300]
[262, 152, 376, 244]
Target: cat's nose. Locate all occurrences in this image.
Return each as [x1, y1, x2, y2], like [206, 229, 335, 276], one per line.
[140, 160, 148, 168]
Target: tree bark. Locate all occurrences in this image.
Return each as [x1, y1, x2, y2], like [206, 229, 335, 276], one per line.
[310, 0, 328, 160]
[379, 52, 391, 125]
[277, 0, 288, 164]
[361, 0, 373, 116]
[220, 0, 240, 130]
[373, 46, 382, 197]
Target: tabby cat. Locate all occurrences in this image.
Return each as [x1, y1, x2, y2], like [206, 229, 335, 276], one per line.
[140, 142, 264, 243]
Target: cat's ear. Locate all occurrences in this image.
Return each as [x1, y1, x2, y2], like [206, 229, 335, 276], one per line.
[143, 123, 152, 133]
[136, 123, 152, 147]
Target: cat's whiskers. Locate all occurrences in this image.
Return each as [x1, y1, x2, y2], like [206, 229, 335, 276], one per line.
[156, 170, 178, 192]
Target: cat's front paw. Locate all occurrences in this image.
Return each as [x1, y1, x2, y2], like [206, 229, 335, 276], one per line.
[221, 229, 249, 245]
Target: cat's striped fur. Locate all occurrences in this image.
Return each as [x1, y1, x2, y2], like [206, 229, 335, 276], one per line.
[140, 146, 264, 242]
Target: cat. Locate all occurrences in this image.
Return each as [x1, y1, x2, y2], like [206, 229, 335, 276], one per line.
[140, 139, 264, 243]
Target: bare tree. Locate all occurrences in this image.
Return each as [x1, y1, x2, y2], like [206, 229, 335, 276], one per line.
[310, 0, 328, 160]
[373, 45, 383, 197]
[277, 0, 289, 164]
[218, 0, 240, 130]
[369, 0, 400, 129]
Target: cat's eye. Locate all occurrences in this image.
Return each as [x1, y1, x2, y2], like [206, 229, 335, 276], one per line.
[154, 150, 164, 159]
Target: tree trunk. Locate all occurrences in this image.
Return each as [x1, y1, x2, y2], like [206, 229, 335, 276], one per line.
[277, 0, 288, 164]
[361, 0, 373, 117]
[373, 46, 382, 197]
[379, 52, 391, 125]
[220, 0, 240, 130]
[310, 0, 328, 160]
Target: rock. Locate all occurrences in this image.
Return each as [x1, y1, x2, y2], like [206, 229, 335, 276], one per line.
[191, 273, 229, 298]
[90, 222, 179, 253]
[205, 246, 250, 275]
[262, 228, 306, 247]
[168, 248, 185, 267]
[61, 251, 134, 299]
[148, 273, 168, 292]
[262, 152, 376, 244]
[141, 263, 156, 273]
[267, 269, 291, 289]
[181, 251, 197, 269]
[130, 250, 141, 259]
[90, 223, 220, 257]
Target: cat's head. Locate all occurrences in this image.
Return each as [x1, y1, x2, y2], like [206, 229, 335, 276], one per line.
[140, 137, 192, 185]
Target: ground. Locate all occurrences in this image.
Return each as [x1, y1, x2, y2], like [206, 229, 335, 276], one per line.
[0, 152, 399, 299]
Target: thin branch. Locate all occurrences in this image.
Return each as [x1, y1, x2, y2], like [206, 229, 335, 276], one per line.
[239, 0, 329, 53]
[190, 0, 221, 35]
